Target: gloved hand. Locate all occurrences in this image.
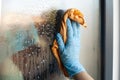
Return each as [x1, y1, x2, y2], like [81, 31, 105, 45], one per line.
[56, 19, 85, 77]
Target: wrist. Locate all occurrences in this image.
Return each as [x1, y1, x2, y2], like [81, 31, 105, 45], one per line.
[64, 62, 85, 77]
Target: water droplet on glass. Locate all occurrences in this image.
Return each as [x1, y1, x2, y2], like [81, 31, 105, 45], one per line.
[28, 54, 31, 57]
[37, 76, 40, 79]
[25, 64, 28, 67]
[29, 72, 31, 74]
[37, 66, 40, 69]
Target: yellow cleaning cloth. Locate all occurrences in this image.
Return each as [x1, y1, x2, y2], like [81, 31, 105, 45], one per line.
[52, 8, 87, 77]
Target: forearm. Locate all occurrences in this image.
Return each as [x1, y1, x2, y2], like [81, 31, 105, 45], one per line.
[73, 71, 94, 80]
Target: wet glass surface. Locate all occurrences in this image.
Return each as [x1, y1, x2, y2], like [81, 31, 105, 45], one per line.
[0, 0, 101, 80]
[0, 9, 68, 80]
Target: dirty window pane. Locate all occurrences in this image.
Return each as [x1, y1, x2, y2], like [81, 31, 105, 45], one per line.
[0, 0, 100, 80]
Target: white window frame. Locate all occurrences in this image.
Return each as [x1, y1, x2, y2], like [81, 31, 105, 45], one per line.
[113, 0, 119, 80]
[118, 5, 119, 79]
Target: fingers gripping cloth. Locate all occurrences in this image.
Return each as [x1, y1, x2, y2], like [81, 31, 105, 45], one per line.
[51, 8, 87, 77]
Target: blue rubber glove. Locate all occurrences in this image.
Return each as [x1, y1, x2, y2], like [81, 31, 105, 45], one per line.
[56, 19, 85, 77]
